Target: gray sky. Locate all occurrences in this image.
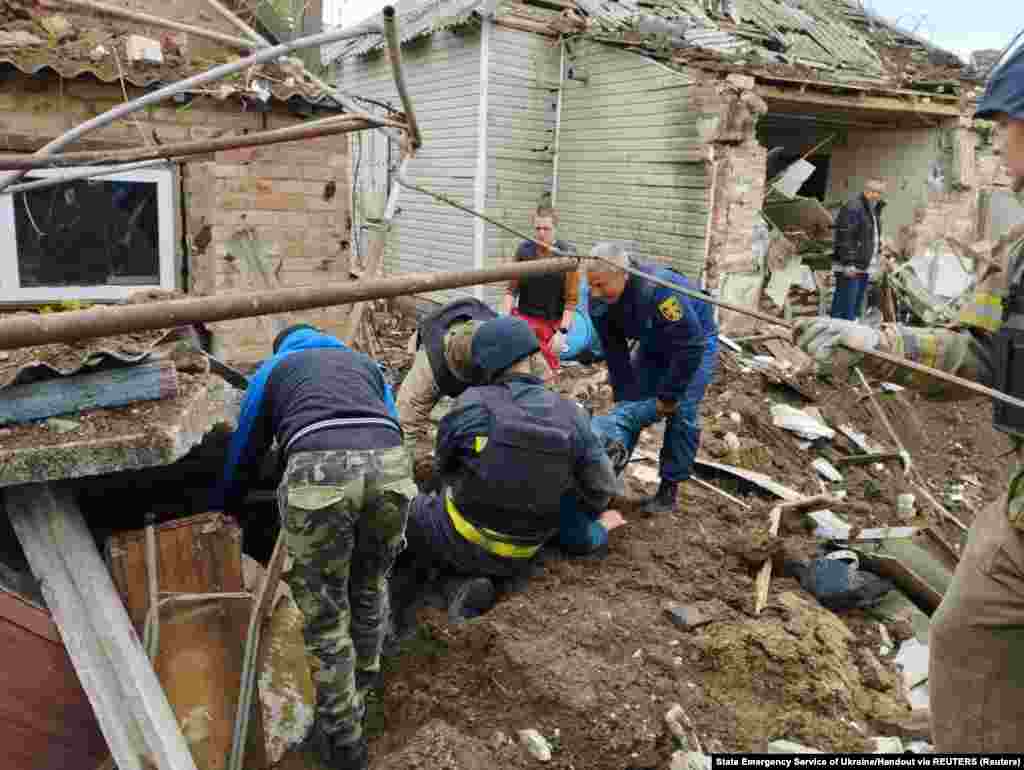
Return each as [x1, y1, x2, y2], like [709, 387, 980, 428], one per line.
[338, 0, 1015, 61]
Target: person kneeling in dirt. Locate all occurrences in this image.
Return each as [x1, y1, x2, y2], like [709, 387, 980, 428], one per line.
[397, 296, 548, 489]
[216, 324, 416, 770]
[791, 38, 1024, 746]
[585, 242, 718, 515]
[395, 316, 622, 624]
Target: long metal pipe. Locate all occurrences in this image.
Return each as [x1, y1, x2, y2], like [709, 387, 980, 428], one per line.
[54, 0, 259, 50]
[0, 19, 387, 193]
[0, 258, 579, 352]
[382, 6, 423, 150]
[0, 114, 401, 172]
[1, 160, 171, 195]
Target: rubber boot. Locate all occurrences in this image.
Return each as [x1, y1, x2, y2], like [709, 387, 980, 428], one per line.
[442, 576, 496, 623]
[331, 736, 369, 770]
[639, 479, 678, 515]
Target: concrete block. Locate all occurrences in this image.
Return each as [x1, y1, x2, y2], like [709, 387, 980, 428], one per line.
[125, 34, 163, 64]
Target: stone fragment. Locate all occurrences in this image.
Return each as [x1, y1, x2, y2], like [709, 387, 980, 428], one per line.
[517, 729, 552, 762]
[663, 602, 711, 631]
[0, 31, 44, 47]
[40, 15, 74, 41]
[126, 34, 163, 64]
[766, 740, 823, 753]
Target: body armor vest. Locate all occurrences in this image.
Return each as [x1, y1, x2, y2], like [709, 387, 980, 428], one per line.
[417, 298, 496, 398]
[451, 384, 576, 543]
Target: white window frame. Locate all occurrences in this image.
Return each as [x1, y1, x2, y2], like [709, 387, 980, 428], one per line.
[0, 165, 177, 303]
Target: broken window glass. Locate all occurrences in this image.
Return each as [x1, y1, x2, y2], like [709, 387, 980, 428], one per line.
[13, 176, 160, 287]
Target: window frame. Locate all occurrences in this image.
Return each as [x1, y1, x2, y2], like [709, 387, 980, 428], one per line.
[0, 165, 178, 303]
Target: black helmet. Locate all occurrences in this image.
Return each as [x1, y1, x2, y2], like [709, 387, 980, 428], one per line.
[976, 31, 1024, 121]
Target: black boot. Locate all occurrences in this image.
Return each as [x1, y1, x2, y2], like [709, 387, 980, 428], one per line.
[442, 576, 496, 623]
[639, 480, 678, 515]
[313, 729, 368, 770]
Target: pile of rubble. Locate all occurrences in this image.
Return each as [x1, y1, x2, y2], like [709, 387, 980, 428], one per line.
[349, 308, 1008, 769]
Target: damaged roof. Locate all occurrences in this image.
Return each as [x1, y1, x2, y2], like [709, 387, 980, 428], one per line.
[0, 0, 340, 107]
[328, 0, 970, 95]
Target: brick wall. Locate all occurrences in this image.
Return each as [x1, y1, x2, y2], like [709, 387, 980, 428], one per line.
[2, 73, 353, 365]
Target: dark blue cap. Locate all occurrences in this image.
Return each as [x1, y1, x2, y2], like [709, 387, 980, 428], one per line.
[976, 32, 1024, 120]
[471, 316, 540, 381]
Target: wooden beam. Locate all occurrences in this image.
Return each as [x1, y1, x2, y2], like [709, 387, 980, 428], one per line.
[757, 83, 963, 117]
[5, 484, 199, 770]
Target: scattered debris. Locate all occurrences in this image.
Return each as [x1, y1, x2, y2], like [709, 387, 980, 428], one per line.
[518, 728, 552, 762]
[89, 44, 109, 61]
[0, 30, 44, 47]
[896, 493, 917, 520]
[771, 404, 835, 441]
[43, 417, 80, 434]
[812, 458, 844, 483]
[767, 740, 823, 753]
[894, 639, 930, 710]
[872, 736, 905, 753]
[125, 33, 163, 64]
[671, 751, 711, 770]
[39, 15, 75, 41]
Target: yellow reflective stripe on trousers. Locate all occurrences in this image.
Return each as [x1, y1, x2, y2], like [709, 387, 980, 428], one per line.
[445, 492, 540, 559]
[956, 293, 1004, 332]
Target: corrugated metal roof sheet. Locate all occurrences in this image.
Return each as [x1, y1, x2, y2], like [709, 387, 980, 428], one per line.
[0, 4, 339, 107]
[327, 0, 966, 92]
[324, 0, 486, 60]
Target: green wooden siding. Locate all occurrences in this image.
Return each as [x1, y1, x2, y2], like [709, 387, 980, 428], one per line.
[557, 41, 711, 279]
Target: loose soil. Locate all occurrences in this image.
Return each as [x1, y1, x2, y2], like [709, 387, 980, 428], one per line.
[339, 316, 1010, 768]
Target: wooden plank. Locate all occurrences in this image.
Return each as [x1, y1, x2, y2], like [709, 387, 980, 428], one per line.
[0, 360, 178, 426]
[5, 483, 199, 770]
[757, 84, 963, 116]
[755, 495, 839, 615]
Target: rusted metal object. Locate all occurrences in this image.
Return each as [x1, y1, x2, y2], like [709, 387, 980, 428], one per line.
[0, 115, 402, 172]
[0, 586, 108, 770]
[0, 258, 578, 352]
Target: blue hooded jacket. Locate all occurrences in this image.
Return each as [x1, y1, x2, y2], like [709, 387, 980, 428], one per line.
[214, 328, 398, 509]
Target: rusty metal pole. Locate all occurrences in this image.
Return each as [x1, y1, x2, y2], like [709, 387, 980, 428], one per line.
[0, 258, 579, 352]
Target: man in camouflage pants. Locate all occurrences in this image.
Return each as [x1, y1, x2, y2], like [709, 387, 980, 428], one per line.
[218, 324, 415, 770]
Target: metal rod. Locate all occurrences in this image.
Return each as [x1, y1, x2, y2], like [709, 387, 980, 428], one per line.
[0, 20, 387, 192]
[0, 114, 401, 171]
[205, 0, 409, 147]
[228, 530, 287, 770]
[1, 160, 170, 195]
[51, 0, 259, 50]
[143, 512, 159, 660]
[0, 257, 579, 351]
[382, 6, 422, 150]
[854, 366, 911, 475]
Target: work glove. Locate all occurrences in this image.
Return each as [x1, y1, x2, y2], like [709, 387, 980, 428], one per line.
[549, 330, 568, 358]
[791, 317, 881, 377]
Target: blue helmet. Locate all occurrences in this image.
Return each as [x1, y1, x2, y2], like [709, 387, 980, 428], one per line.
[976, 31, 1024, 121]
[471, 316, 540, 381]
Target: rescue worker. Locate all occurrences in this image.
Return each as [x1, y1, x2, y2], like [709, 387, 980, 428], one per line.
[791, 32, 1024, 750]
[216, 324, 416, 770]
[396, 297, 498, 485]
[503, 205, 580, 374]
[398, 315, 622, 619]
[830, 178, 887, 321]
[586, 242, 718, 515]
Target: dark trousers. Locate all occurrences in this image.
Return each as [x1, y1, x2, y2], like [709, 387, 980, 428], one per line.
[830, 273, 869, 320]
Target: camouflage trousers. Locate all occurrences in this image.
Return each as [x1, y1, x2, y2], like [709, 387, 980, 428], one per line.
[277, 446, 416, 744]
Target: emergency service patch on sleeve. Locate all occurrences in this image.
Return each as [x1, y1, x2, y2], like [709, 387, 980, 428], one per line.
[657, 296, 683, 322]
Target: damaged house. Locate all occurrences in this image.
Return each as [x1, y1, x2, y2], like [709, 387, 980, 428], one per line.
[331, 0, 1020, 330]
[0, 0, 355, 363]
